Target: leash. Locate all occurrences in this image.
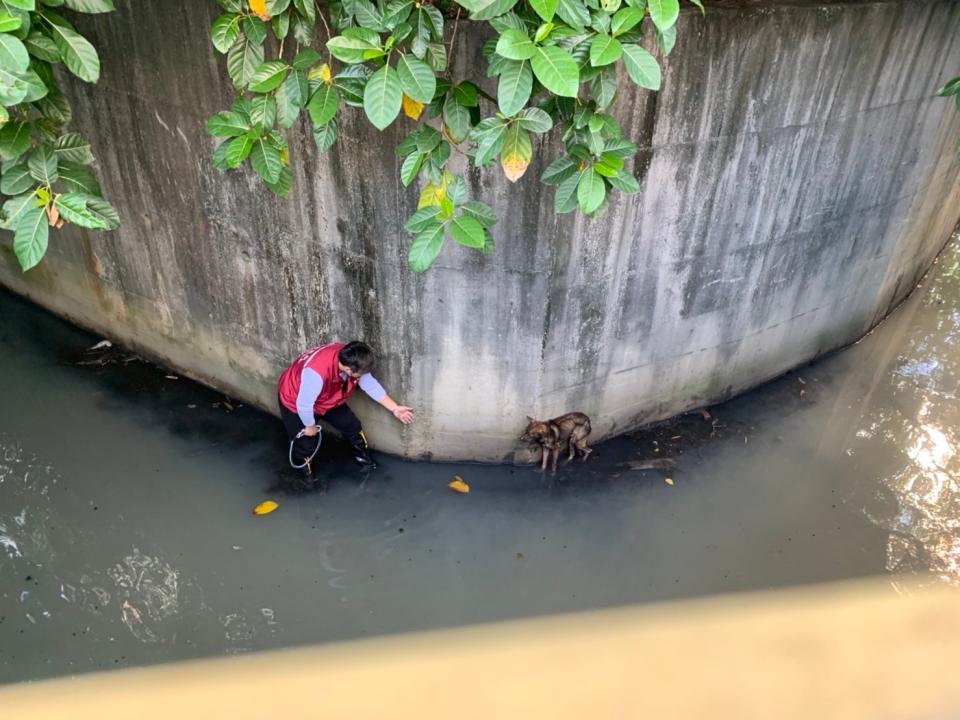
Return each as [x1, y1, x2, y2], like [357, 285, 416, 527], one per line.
[289, 426, 322, 471]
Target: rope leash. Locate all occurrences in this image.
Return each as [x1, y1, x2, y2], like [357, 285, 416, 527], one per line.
[289, 426, 322, 471]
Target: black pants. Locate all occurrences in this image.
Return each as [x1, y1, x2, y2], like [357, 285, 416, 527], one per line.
[279, 397, 364, 466]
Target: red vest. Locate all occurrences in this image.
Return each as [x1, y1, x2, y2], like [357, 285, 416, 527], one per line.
[277, 343, 360, 417]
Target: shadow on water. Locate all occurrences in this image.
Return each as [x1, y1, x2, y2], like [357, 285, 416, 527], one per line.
[0, 235, 958, 684]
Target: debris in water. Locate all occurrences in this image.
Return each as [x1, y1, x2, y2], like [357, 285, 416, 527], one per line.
[253, 500, 279, 515]
[448, 476, 469, 493]
[625, 459, 675, 471]
[222, 399, 235, 411]
[164, 375, 178, 380]
[89, 340, 112, 351]
[700, 408, 712, 421]
[516, 552, 524, 560]
[800, 389, 807, 399]
[665, 478, 674, 486]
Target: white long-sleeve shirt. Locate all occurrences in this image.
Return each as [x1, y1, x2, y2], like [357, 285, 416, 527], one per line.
[295, 368, 386, 427]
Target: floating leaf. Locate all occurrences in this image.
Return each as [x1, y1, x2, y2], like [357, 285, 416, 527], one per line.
[448, 476, 470, 493]
[253, 499, 279, 515]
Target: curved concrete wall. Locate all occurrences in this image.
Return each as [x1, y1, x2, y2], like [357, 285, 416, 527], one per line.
[2, 0, 959, 461]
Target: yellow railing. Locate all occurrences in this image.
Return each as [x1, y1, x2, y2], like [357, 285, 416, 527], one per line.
[3, 576, 960, 719]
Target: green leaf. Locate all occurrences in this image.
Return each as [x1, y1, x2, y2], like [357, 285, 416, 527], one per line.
[250, 94, 276, 128]
[589, 63, 617, 107]
[473, 126, 506, 165]
[607, 169, 639, 193]
[589, 33, 622, 66]
[647, 0, 679, 31]
[227, 36, 264, 88]
[248, 60, 288, 92]
[554, 169, 581, 212]
[205, 111, 250, 138]
[212, 140, 230, 171]
[308, 83, 339, 125]
[449, 213, 485, 248]
[327, 34, 379, 64]
[292, 48, 321, 71]
[271, 11, 290, 40]
[407, 222, 444, 272]
[936, 76, 960, 97]
[63, 0, 114, 11]
[495, 28, 536, 60]
[1, 192, 35, 230]
[13, 205, 48, 272]
[242, 15, 267, 44]
[531, 45, 579, 97]
[4, 0, 35, 9]
[655, 23, 676, 55]
[250, 136, 282, 182]
[529, 0, 557, 21]
[497, 59, 532, 116]
[400, 151, 424, 186]
[27, 143, 57, 184]
[211, 13, 241, 53]
[541, 155, 578, 184]
[577, 166, 605, 213]
[363, 63, 402, 130]
[19, 69, 46, 102]
[58, 160, 100, 194]
[517, 107, 552, 133]
[0, 163, 32, 194]
[45, 20, 99, 82]
[264, 165, 292, 197]
[460, 200, 496, 227]
[53, 132, 94, 163]
[0, 33, 29, 73]
[404, 206, 441, 232]
[294, 0, 316, 23]
[470, 0, 519, 21]
[453, 81, 478, 107]
[621, 43, 661, 89]
[603, 137, 636, 158]
[442, 94, 472, 143]
[593, 152, 623, 176]
[556, 0, 590, 30]
[23, 32, 59, 62]
[54, 192, 109, 229]
[0, 11, 23, 32]
[225, 132, 254, 167]
[312, 118, 338, 152]
[396, 54, 435, 103]
[689, 0, 704, 13]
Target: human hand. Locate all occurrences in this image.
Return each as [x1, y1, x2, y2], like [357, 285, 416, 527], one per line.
[302, 425, 319, 437]
[392, 406, 415, 424]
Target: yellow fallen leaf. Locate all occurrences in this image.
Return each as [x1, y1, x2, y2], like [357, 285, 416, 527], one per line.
[319, 63, 332, 85]
[402, 93, 424, 120]
[248, 0, 270, 20]
[253, 500, 279, 515]
[664, 478, 674, 486]
[448, 476, 470, 493]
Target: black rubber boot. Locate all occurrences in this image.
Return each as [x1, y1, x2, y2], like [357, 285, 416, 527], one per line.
[348, 431, 377, 468]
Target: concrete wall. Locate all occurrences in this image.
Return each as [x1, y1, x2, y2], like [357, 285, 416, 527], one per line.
[2, 0, 959, 461]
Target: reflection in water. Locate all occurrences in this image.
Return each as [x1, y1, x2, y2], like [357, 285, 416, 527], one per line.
[851, 241, 960, 586]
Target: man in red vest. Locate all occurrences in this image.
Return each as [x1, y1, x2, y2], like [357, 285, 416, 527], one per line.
[278, 341, 414, 477]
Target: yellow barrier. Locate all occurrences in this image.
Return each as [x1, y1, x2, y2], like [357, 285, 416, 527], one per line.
[3, 577, 960, 719]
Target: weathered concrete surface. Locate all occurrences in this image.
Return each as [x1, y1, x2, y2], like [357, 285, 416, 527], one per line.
[1, 0, 959, 461]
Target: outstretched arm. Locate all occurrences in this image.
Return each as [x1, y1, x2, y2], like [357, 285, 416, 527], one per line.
[358, 374, 415, 424]
[377, 394, 415, 424]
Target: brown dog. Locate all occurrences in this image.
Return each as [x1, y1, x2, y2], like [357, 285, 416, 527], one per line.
[520, 412, 592, 472]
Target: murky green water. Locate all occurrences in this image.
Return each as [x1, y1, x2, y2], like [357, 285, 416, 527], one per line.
[1, 237, 957, 684]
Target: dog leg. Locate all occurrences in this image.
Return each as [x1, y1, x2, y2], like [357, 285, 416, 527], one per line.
[564, 437, 576, 464]
[578, 441, 592, 462]
[540, 446, 549, 471]
[551, 446, 560, 473]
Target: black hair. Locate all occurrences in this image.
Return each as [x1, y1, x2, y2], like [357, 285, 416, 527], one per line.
[338, 341, 375, 374]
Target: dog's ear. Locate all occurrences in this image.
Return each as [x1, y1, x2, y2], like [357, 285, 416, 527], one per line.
[526, 415, 536, 423]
